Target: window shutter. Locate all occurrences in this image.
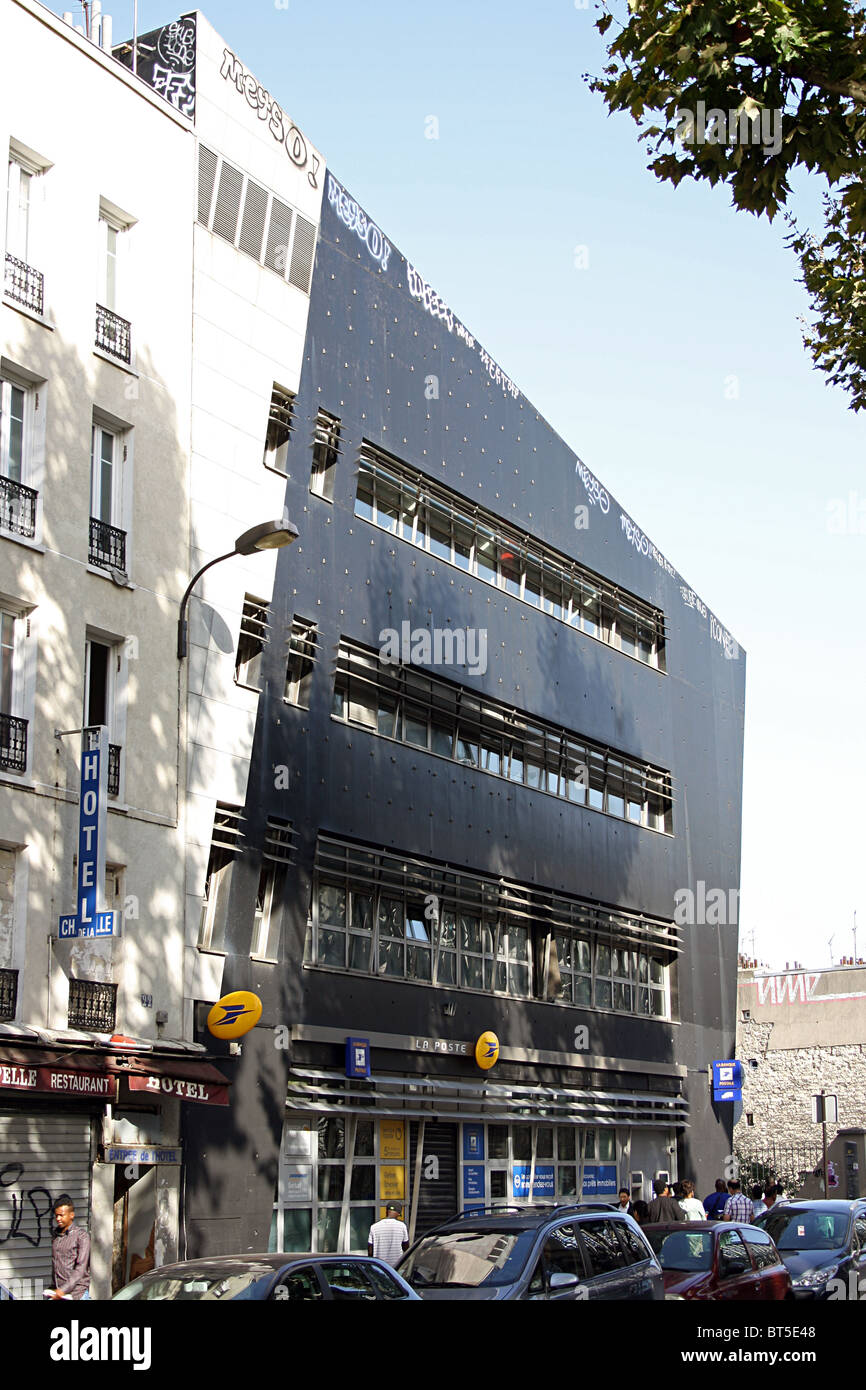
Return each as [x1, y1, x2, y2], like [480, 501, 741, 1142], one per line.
[212, 160, 244, 243]
[197, 146, 218, 225]
[264, 198, 293, 275]
[239, 180, 268, 261]
[288, 215, 317, 293]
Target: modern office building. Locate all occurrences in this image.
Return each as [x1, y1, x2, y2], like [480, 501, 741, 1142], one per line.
[1, 1, 746, 1277]
[164, 15, 747, 1256]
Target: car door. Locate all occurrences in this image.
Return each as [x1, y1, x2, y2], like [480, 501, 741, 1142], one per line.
[612, 1218, 662, 1300]
[362, 1260, 417, 1301]
[525, 1223, 589, 1301]
[715, 1228, 759, 1300]
[741, 1227, 789, 1300]
[316, 1259, 378, 1301]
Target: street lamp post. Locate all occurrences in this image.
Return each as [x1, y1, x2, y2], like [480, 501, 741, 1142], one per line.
[177, 518, 299, 660]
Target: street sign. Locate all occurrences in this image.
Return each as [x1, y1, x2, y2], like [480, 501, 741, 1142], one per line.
[712, 1059, 743, 1101]
[812, 1094, 838, 1124]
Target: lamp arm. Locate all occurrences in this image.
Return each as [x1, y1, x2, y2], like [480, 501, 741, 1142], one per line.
[177, 549, 237, 660]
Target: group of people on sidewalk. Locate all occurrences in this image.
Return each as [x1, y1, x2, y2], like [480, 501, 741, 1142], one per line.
[617, 1176, 782, 1226]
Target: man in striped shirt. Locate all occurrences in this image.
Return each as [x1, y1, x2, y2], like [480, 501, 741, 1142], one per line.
[367, 1203, 410, 1266]
[722, 1180, 754, 1223]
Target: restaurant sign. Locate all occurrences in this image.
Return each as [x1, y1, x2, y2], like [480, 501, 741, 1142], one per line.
[0, 1064, 117, 1099]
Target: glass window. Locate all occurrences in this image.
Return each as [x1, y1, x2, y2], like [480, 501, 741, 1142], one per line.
[0, 379, 26, 484]
[364, 1262, 412, 1299]
[275, 1267, 322, 1301]
[580, 1220, 629, 1274]
[318, 1261, 376, 1298]
[499, 545, 521, 597]
[475, 527, 497, 584]
[428, 504, 451, 562]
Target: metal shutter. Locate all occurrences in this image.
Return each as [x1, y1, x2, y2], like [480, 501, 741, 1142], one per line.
[239, 180, 268, 261]
[288, 215, 317, 293]
[197, 146, 218, 227]
[0, 1111, 93, 1296]
[212, 161, 244, 244]
[264, 198, 293, 275]
[408, 1121, 459, 1237]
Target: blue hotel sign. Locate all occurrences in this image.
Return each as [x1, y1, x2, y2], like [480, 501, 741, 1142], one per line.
[57, 734, 118, 940]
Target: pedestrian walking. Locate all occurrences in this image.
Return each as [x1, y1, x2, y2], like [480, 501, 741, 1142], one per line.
[647, 1178, 685, 1223]
[722, 1179, 754, 1223]
[750, 1183, 767, 1218]
[367, 1202, 410, 1266]
[678, 1180, 707, 1221]
[46, 1195, 90, 1300]
[703, 1179, 729, 1219]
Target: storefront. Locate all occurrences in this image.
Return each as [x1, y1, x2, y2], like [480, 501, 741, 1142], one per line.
[0, 1040, 229, 1297]
[268, 1037, 687, 1254]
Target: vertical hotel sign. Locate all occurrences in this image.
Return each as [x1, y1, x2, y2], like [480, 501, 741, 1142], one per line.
[58, 729, 118, 939]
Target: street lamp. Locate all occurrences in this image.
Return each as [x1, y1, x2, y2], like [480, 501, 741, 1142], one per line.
[177, 517, 299, 659]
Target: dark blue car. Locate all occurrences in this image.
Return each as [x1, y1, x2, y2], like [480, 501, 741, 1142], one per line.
[113, 1252, 420, 1301]
[755, 1199, 866, 1299]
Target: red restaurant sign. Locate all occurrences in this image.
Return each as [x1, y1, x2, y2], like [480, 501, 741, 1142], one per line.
[0, 1064, 117, 1098]
[128, 1074, 229, 1106]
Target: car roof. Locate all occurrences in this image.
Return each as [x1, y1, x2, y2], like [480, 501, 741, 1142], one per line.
[769, 1199, 860, 1212]
[129, 1252, 381, 1280]
[644, 1220, 766, 1231]
[424, 1205, 629, 1235]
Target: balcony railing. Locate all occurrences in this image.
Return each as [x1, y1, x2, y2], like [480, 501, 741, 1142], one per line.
[89, 516, 127, 572]
[4, 253, 44, 316]
[95, 304, 131, 364]
[83, 726, 121, 797]
[0, 475, 38, 538]
[0, 713, 28, 773]
[0, 969, 18, 1021]
[68, 978, 117, 1032]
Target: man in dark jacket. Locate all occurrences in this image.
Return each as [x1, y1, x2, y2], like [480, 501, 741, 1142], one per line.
[47, 1195, 90, 1300]
[703, 1179, 729, 1220]
[647, 1178, 685, 1223]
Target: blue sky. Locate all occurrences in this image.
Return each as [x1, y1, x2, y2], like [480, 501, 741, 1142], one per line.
[57, 1, 866, 969]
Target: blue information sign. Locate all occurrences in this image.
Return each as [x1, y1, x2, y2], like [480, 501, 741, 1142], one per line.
[463, 1165, 485, 1201]
[582, 1164, 618, 1197]
[712, 1060, 743, 1102]
[513, 1165, 555, 1198]
[345, 1037, 371, 1078]
[462, 1125, 485, 1161]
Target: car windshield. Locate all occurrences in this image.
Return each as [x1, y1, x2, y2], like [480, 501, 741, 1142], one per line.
[645, 1229, 714, 1271]
[113, 1268, 273, 1300]
[400, 1229, 536, 1288]
[759, 1210, 848, 1251]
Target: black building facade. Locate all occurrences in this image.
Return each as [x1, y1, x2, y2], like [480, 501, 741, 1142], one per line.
[183, 170, 745, 1257]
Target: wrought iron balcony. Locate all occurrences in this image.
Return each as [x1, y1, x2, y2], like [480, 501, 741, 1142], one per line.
[83, 726, 121, 797]
[4, 253, 44, 316]
[0, 474, 38, 538]
[95, 304, 132, 364]
[0, 713, 28, 773]
[68, 978, 117, 1031]
[89, 516, 127, 573]
[0, 969, 18, 1021]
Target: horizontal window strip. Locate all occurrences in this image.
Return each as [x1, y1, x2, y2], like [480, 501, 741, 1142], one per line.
[355, 443, 666, 670]
[333, 637, 673, 834]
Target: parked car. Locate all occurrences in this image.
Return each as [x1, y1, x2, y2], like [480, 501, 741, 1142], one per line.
[112, 1253, 421, 1301]
[754, 1199, 866, 1299]
[644, 1221, 792, 1299]
[397, 1204, 664, 1300]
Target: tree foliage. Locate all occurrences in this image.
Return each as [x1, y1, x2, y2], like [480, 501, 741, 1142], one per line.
[588, 1, 866, 409]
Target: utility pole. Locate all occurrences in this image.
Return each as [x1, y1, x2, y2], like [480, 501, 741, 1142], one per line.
[821, 1089, 829, 1200]
[854, 910, 858, 965]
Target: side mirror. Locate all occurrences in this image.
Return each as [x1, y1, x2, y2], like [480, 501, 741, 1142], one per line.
[548, 1272, 580, 1290]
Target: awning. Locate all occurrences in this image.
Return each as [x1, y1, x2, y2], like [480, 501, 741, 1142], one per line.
[0, 1047, 230, 1107]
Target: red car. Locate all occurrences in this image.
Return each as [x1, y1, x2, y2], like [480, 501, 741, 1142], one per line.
[644, 1222, 792, 1300]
